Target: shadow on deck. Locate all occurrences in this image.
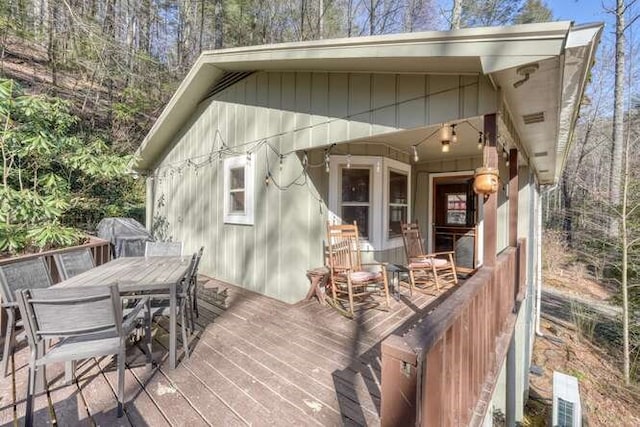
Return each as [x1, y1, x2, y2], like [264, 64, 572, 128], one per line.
[0, 277, 464, 426]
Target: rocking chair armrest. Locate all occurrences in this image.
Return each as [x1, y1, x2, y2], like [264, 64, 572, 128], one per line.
[431, 251, 455, 257]
[1, 302, 18, 309]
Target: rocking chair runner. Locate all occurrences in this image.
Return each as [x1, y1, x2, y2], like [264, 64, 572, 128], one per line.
[326, 222, 390, 317]
[401, 222, 458, 294]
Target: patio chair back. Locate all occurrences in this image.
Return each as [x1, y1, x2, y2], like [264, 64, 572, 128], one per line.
[327, 222, 362, 271]
[401, 222, 426, 259]
[0, 257, 53, 306]
[145, 241, 183, 257]
[18, 284, 122, 347]
[54, 248, 95, 281]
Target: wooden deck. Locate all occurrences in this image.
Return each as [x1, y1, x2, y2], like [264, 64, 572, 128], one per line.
[0, 278, 459, 426]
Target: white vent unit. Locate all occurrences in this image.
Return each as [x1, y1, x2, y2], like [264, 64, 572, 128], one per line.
[552, 371, 582, 427]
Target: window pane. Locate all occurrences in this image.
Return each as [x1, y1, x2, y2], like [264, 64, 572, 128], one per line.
[342, 169, 370, 203]
[231, 191, 245, 212]
[230, 167, 245, 190]
[389, 171, 408, 204]
[342, 206, 369, 238]
[446, 193, 466, 225]
[388, 206, 407, 238]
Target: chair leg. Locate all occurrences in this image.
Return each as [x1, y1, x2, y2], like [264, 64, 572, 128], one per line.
[180, 307, 190, 359]
[2, 308, 15, 378]
[192, 281, 199, 318]
[144, 300, 153, 366]
[187, 294, 195, 333]
[347, 280, 355, 318]
[432, 265, 440, 291]
[25, 355, 36, 427]
[408, 270, 415, 296]
[117, 346, 125, 418]
[64, 361, 75, 385]
[381, 272, 391, 309]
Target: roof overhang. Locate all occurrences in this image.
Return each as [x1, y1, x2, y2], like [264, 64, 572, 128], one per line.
[135, 21, 602, 184]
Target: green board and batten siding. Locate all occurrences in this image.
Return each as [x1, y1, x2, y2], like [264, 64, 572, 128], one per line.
[147, 71, 496, 303]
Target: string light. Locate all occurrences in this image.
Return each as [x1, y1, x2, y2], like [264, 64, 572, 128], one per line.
[302, 151, 308, 167]
[265, 172, 271, 186]
[450, 124, 457, 144]
[376, 158, 381, 173]
[477, 132, 484, 150]
[412, 145, 419, 163]
[324, 151, 330, 173]
[441, 140, 450, 153]
[346, 154, 351, 169]
[279, 155, 284, 171]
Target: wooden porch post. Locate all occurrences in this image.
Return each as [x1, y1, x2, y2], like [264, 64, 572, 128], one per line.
[509, 148, 519, 247]
[483, 114, 498, 267]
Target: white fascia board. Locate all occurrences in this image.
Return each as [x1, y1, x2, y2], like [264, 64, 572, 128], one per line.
[554, 24, 603, 183]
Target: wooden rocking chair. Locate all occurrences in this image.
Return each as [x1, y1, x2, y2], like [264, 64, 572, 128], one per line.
[326, 222, 390, 318]
[401, 222, 458, 295]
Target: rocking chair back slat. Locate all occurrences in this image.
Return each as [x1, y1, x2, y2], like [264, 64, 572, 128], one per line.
[326, 221, 390, 317]
[401, 223, 425, 260]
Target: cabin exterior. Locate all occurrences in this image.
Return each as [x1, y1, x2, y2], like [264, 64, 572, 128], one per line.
[135, 22, 601, 425]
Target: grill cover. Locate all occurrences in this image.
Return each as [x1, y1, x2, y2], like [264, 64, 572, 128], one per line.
[97, 218, 154, 258]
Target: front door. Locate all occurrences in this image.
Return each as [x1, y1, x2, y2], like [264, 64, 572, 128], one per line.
[433, 176, 477, 272]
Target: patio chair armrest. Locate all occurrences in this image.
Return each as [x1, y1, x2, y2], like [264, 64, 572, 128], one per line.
[122, 297, 149, 334]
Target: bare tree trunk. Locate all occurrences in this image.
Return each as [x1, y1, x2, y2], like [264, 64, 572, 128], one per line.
[609, 0, 625, 235]
[621, 143, 630, 385]
[214, 0, 224, 49]
[450, 0, 463, 29]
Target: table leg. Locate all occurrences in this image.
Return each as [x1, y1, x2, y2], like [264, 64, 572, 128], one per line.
[169, 282, 177, 369]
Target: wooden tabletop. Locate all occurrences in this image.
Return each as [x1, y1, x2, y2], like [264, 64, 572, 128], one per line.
[53, 256, 191, 292]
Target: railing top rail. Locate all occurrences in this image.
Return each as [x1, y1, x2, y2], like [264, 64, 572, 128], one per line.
[0, 237, 110, 266]
[401, 244, 519, 357]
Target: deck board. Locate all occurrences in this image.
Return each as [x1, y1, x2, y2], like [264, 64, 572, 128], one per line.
[0, 276, 460, 426]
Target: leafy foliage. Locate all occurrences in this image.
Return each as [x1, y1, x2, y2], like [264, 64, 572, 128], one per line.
[0, 78, 143, 255]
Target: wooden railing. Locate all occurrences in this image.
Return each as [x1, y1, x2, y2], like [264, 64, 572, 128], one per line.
[381, 238, 526, 426]
[0, 237, 112, 284]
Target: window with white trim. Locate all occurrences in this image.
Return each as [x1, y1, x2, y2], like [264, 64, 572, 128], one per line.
[340, 168, 372, 239]
[388, 170, 408, 238]
[329, 155, 410, 250]
[223, 155, 254, 225]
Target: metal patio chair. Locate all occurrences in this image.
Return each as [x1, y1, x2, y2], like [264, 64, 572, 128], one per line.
[326, 222, 390, 318]
[139, 250, 201, 359]
[16, 284, 149, 426]
[401, 222, 458, 295]
[0, 257, 53, 377]
[53, 248, 95, 280]
[144, 241, 183, 257]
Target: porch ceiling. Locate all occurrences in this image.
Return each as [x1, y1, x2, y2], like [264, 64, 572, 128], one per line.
[347, 118, 485, 163]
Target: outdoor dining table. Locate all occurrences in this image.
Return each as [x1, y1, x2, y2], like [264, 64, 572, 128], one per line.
[53, 256, 192, 369]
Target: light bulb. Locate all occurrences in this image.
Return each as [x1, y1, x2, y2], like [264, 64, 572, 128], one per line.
[441, 140, 450, 153]
[302, 152, 308, 166]
[265, 173, 271, 186]
[506, 159, 510, 167]
[346, 154, 351, 169]
[279, 155, 284, 171]
[412, 145, 419, 162]
[376, 159, 381, 173]
[477, 132, 484, 150]
[451, 125, 457, 144]
[325, 153, 330, 173]
[503, 150, 508, 159]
